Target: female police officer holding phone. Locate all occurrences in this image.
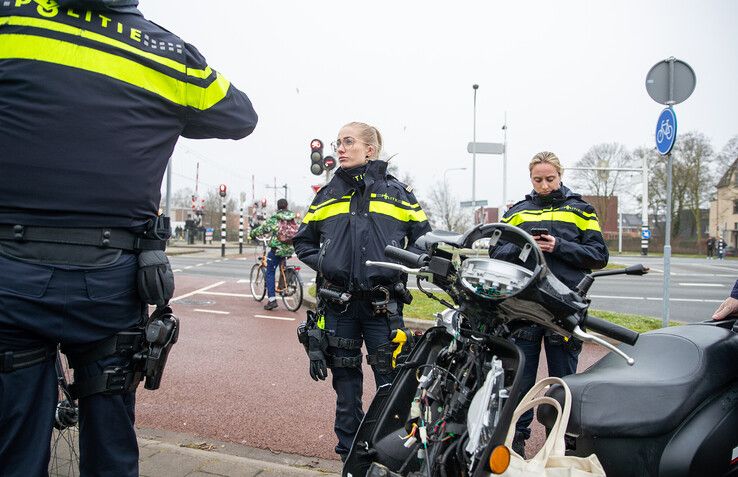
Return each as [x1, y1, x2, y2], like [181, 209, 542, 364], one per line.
[293, 121, 431, 460]
[493, 151, 608, 457]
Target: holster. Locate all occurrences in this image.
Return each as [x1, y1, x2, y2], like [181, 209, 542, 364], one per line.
[366, 301, 415, 375]
[138, 305, 179, 390]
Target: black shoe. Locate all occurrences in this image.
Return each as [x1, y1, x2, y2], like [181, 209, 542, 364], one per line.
[264, 300, 278, 310]
[512, 432, 526, 459]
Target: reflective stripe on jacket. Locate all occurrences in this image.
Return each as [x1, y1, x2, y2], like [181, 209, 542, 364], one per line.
[0, 1, 257, 227]
[294, 160, 431, 291]
[497, 184, 608, 290]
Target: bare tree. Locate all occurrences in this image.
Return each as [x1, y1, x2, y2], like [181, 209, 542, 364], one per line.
[715, 134, 738, 175]
[639, 131, 714, 240]
[201, 189, 237, 230]
[166, 187, 195, 209]
[426, 180, 470, 232]
[675, 131, 714, 240]
[569, 143, 634, 227]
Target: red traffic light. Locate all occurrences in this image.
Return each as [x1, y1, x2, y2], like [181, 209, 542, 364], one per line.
[219, 184, 227, 197]
[324, 156, 336, 171]
[310, 138, 324, 175]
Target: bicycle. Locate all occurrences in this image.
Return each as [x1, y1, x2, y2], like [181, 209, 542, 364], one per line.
[49, 347, 80, 476]
[249, 236, 304, 312]
[656, 118, 673, 143]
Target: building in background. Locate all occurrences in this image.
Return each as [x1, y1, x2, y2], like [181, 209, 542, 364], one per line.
[709, 156, 738, 248]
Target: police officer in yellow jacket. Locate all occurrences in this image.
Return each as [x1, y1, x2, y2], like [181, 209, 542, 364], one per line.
[493, 151, 608, 457]
[294, 122, 431, 460]
[0, 1, 257, 475]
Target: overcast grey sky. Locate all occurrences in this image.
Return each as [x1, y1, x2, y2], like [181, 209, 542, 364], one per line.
[143, 0, 738, 213]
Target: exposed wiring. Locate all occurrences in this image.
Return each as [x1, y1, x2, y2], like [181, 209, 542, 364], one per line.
[415, 364, 463, 387]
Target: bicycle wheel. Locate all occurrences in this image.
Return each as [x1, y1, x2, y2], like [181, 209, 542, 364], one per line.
[281, 269, 303, 312]
[250, 263, 266, 301]
[49, 351, 80, 477]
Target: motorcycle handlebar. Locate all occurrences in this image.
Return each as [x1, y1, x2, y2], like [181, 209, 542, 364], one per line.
[384, 245, 429, 268]
[582, 315, 639, 346]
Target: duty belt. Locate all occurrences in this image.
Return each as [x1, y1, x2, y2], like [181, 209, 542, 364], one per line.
[0, 225, 166, 251]
[320, 282, 396, 302]
[0, 347, 55, 373]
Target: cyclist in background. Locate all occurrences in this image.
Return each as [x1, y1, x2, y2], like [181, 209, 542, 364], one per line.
[250, 199, 297, 310]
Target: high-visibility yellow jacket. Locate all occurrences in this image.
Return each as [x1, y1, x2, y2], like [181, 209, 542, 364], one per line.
[499, 184, 608, 290]
[294, 160, 431, 291]
[0, 0, 257, 228]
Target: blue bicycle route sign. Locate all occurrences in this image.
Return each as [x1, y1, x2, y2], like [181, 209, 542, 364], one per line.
[655, 107, 677, 155]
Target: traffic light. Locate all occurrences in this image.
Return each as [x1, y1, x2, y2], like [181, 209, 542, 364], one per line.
[219, 184, 227, 197]
[324, 156, 336, 171]
[310, 139, 324, 175]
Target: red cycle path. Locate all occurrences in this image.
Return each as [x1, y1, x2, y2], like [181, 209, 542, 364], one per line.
[136, 274, 607, 460]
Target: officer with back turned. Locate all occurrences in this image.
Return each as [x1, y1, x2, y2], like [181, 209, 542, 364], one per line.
[0, 1, 257, 475]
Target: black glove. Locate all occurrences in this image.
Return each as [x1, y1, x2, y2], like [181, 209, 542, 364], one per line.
[137, 250, 175, 306]
[307, 328, 328, 381]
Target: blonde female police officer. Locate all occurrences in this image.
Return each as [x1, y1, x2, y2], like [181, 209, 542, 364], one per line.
[493, 151, 608, 457]
[294, 122, 431, 460]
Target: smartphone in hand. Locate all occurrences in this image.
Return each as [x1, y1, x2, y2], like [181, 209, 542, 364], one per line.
[530, 227, 548, 237]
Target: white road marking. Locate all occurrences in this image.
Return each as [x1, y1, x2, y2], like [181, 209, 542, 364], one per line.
[678, 283, 724, 287]
[173, 269, 182, 273]
[591, 294, 723, 303]
[590, 295, 642, 300]
[195, 263, 204, 267]
[200, 291, 253, 298]
[254, 314, 296, 321]
[237, 279, 250, 283]
[170, 281, 225, 302]
[193, 309, 230, 315]
[184, 266, 193, 269]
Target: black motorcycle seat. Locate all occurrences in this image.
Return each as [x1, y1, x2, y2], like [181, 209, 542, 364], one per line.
[539, 324, 738, 437]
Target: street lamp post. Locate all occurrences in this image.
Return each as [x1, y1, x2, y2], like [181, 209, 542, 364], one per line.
[472, 84, 478, 223]
[502, 113, 507, 214]
[443, 167, 467, 184]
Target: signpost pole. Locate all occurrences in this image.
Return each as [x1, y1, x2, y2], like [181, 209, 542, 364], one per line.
[472, 84, 478, 224]
[663, 151, 673, 327]
[642, 154, 649, 255]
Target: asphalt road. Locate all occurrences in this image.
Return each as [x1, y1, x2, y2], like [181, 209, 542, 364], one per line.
[169, 250, 738, 323]
[139, 262, 608, 462]
[138, 248, 735, 462]
[589, 255, 738, 323]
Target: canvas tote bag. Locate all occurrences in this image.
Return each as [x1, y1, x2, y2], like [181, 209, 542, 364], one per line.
[500, 377, 606, 477]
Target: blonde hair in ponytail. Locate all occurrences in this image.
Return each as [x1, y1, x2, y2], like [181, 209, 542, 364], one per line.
[343, 121, 382, 160]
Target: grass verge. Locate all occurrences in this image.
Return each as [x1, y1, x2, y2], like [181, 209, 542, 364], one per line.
[310, 285, 680, 333]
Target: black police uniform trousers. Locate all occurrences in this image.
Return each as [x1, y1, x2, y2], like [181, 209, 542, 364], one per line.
[323, 299, 399, 457]
[0, 245, 143, 477]
[512, 324, 582, 441]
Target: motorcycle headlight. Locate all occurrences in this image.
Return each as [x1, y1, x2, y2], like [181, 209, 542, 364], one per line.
[459, 258, 534, 300]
